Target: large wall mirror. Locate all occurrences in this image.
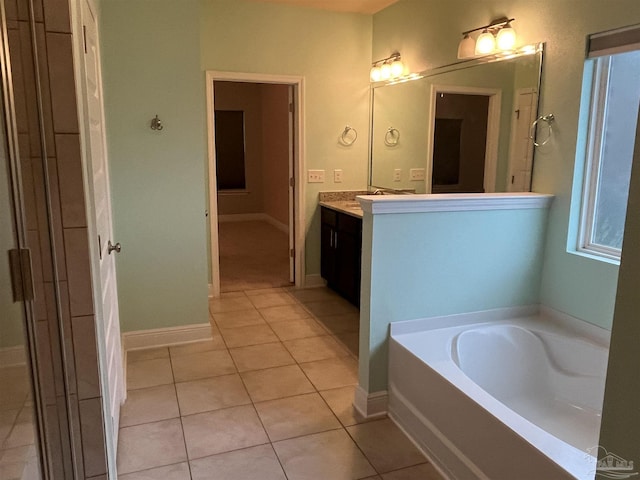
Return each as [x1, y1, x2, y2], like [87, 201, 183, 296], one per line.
[369, 43, 544, 193]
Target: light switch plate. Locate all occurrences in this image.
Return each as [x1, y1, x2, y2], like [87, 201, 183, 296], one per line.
[393, 169, 402, 182]
[334, 169, 343, 183]
[410, 168, 426, 181]
[308, 170, 325, 183]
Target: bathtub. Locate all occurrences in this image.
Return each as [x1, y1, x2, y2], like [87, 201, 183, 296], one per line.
[388, 307, 610, 480]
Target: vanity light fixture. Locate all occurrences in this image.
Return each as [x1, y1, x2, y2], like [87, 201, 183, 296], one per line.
[457, 33, 475, 59]
[475, 28, 496, 55]
[496, 20, 517, 51]
[457, 17, 517, 59]
[370, 52, 405, 82]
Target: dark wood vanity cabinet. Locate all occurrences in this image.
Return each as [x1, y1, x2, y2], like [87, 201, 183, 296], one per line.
[320, 206, 362, 306]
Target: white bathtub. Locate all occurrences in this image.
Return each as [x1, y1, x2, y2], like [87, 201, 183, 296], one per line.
[388, 307, 610, 480]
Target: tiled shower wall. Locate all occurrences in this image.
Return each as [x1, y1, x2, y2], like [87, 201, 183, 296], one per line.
[6, 0, 108, 477]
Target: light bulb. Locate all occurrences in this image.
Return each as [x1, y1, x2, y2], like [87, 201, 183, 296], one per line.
[380, 63, 392, 80]
[370, 65, 382, 82]
[390, 59, 404, 78]
[496, 24, 517, 51]
[457, 34, 476, 59]
[475, 29, 496, 55]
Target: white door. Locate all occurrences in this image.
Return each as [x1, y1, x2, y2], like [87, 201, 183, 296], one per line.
[80, 0, 124, 452]
[507, 88, 538, 191]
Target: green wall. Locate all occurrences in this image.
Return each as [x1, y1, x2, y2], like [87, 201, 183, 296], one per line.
[372, 0, 640, 330]
[100, 0, 208, 332]
[360, 206, 549, 392]
[100, 0, 372, 332]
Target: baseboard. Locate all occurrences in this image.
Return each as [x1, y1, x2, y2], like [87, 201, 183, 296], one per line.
[304, 274, 326, 288]
[122, 323, 212, 351]
[353, 384, 388, 419]
[262, 215, 289, 235]
[218, 213, 265, 223]
[218, 213, 289, 234]
[0, 345, 26, 367]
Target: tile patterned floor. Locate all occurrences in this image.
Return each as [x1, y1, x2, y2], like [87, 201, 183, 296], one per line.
[118, 287, 444, 480]
[0, 365, 41, 480]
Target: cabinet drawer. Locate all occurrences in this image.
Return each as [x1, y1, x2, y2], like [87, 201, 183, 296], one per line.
[321, 207, 337, 227]
[338, 212, 361, 236]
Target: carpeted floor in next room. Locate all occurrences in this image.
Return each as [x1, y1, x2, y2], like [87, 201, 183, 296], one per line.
[218, 220, 291, 293]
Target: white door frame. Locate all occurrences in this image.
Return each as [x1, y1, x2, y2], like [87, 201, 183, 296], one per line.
[427, 84, 501, 193]
[506, 87, 538, 191]
[205, 71, 305, 297]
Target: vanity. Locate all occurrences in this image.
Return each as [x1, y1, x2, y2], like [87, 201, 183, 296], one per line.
[317, 43, 547, 307]
[319, 195, 363, 306]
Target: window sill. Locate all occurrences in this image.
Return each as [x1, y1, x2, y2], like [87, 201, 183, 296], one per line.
[568, 247, 620, 266]
[218, 189, 250, 196]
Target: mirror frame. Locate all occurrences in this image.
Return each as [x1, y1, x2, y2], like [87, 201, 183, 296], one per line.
[368, 42, 545, 193]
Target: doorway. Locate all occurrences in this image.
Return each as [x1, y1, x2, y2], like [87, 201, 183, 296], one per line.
[206, 72, 304, 296]
[427, 85, 501, 193]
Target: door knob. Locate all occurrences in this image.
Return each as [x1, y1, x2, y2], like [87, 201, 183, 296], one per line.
[107, 241, 121, 255]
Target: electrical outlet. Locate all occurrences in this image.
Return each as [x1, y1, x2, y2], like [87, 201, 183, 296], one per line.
[307, 170, 325, 183]
[410, 168, 426, 181]
[393, 169, 402, 182]
[334, 169, 343, 183]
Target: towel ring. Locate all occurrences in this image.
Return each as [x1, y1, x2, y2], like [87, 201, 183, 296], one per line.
[530, 114, 554, 147]
[339, 125, 357, 146]
[385, 127, 400, 146]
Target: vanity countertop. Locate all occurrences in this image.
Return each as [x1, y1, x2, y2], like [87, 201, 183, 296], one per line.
[319, 200, 363, 219]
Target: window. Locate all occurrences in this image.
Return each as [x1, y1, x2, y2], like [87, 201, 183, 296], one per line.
[215, 110, 247, 190]
[579, 26, 640, 260]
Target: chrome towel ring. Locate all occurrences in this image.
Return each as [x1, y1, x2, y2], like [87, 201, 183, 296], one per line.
[339, 125, 357, 146]
[385, 127, 400, 146]
[530, 114, 554, 147]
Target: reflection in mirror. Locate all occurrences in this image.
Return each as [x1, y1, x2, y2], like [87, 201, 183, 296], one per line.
[433, 92, 490, 193]
[370, 44, 543, 193]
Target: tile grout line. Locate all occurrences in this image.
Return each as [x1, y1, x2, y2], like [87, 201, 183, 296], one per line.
[120, 288, 369, 479]
[168, 350, 195, 479]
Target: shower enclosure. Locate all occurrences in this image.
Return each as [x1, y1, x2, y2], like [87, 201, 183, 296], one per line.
[1, 0, 110, 477]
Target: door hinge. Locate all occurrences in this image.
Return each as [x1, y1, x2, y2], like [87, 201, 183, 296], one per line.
[289, 177, 295, 188]
[290, 248, 295, 258]
[289, 103, 294, 113]
[83, 25, 87, 54]
[515, 109, 520, 119]
[8, 248, 35, 302]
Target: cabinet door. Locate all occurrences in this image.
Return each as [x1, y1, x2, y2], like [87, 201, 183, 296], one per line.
[335, 229, 361, 306]
[320, 221, 335, 284]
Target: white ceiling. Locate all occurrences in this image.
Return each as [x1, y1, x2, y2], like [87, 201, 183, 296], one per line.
[248, 0, 400, 15]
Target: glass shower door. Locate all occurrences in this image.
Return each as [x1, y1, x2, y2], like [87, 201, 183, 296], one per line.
[0, 0, 79, 477]
[0, 67, 43, 480]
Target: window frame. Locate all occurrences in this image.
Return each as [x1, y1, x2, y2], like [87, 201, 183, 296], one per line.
[578, 55, 625, 261]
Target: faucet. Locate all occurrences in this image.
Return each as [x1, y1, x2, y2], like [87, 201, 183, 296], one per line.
[372, 188, 385, 195]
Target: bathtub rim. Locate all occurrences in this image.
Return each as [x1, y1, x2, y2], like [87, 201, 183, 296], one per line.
[390, 304, 610, 348]
[388, 305, 610, 480]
